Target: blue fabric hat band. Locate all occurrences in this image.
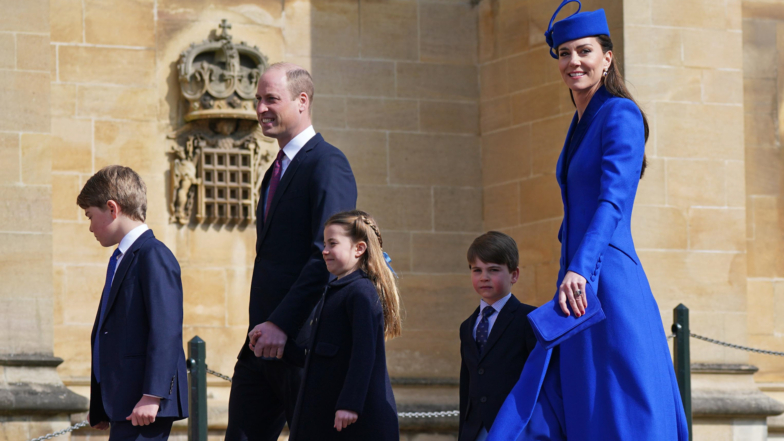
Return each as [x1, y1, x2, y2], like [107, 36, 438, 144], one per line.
[545, 0, 610, 59]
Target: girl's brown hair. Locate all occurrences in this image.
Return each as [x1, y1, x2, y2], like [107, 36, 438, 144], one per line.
[566, 35, 648, 178]
[325, 210, 402, 340]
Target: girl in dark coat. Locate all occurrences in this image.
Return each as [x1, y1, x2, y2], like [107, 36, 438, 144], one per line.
[289, 210, 402, 441]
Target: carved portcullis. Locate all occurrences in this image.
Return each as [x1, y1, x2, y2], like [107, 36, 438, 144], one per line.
[169, 20, 275, 225]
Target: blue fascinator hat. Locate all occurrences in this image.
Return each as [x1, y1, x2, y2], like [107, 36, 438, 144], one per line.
[545, 0, 610, 59]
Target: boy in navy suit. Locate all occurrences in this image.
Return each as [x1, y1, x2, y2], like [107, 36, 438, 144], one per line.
[459, 232, 538, 441]
[77, 165, 188, 441]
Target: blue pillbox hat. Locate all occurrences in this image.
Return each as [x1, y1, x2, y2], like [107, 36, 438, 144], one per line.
[545, 0, 610, 59]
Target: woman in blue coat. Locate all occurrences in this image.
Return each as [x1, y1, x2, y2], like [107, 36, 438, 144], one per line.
[488, 2, 689, 440]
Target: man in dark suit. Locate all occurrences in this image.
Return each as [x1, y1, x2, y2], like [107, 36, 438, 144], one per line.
[459, 232, 538, 441]
[225, 62, 357, 441]
[77, 165, 188, 441]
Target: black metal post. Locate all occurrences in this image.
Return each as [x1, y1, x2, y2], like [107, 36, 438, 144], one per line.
[672, 304, 692, 441]
[187, 336, 208, 441]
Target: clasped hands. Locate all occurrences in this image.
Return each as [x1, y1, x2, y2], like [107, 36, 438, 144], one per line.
[559, 271, 588, 318]
[248, 321, 288, 359]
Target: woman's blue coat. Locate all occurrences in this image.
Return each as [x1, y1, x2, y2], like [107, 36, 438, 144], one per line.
[488, 86, 688, 440]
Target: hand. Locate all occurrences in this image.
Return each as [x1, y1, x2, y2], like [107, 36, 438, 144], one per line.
[126, 395, 160, 426]
[88, 413, 109, 430]
[559, 271, 588, 317]
[252, 321, 288, 359]
[248, 326, 263, 352]
[334, 410, 358, 432]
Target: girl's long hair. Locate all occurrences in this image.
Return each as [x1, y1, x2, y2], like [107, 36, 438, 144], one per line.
[325, 210, 402, 340]
[568, 34, 648, 178]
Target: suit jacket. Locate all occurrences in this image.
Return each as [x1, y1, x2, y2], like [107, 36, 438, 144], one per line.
[242, 133, 357, 357]
[459, 295, 537, 441]
[89, 229, 188, 423]
[289, 270, 398, 441]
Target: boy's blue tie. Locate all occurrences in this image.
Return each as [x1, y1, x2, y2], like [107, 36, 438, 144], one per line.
[93, 248, 123, 383]
[476, 306, 496, 354]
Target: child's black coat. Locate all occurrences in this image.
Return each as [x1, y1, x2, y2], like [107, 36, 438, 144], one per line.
[289, 270, 399, 441]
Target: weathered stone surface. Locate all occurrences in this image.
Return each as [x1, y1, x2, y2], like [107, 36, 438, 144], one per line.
[346, 98, 418, 131]
[389, 133, 480, 187]
[0, 34, 14, 69]
[51, 0, 83, 43]
[0, 0, 49, 32]
[479, 97, 511, 133]
[50, 118, 92, 173]
[481, 125, 530, 186]
[85, 0, 155, 47]
[484, 182, 519, 230]
[419, 2, 477, 65]
[519, 175, 562, 224]
[16, 34, 50, 72]
[0, 133, 19, 185]
[21, 134, 51, 185]
[433, 187, 482, 233]
[58, 46, 155, 86]
[0, 186, 51, 233]
[310, 0, 360, 58]
[312, 58, 395, 97]
[420, 101, 478, 135]
[0, 71, 50, 133]
[320, 129, 387, 185]
[657, 102, 743, 160]
[357, 185, 432, 231]
[360, 0, 418, 60]
[77, 85, 157, 120]
[396, 63, 478, 100]
[693, 389, 784, 417]
[312, 96, 346, 129]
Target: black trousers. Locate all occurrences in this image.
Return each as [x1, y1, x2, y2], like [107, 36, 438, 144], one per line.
[108, 418, 174, 441]
[225, 349, 304, 441]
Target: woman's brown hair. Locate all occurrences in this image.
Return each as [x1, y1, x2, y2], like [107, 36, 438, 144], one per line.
[325, 210, 402, 340]
[567, 35, 648, 178]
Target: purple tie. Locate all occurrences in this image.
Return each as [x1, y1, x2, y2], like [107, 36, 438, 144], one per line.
[264, 149, 286, 221]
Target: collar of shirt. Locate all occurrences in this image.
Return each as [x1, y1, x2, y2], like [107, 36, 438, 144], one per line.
[117, 224, 149, 257]
[281, 125, 316, 168]
[480, 292, 512, 315]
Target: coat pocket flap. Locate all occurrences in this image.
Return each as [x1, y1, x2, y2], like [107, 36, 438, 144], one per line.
[314, 341, 339, 357]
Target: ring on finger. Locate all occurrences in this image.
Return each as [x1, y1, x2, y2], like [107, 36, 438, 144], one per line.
[574, 289, 583, 298]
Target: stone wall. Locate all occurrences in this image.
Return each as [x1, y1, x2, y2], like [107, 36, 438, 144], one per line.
[742, 0, 784, 384]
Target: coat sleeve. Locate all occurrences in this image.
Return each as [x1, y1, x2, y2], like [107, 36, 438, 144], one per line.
[139, 244, 184, 399]
[566, 100, 644, 281]
[459, 336, 469, 435]
[267, 150, 358, 337]
[335, 287, 381, 415]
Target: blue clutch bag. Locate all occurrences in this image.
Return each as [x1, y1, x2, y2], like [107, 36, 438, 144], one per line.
[527, 282, 605, 350]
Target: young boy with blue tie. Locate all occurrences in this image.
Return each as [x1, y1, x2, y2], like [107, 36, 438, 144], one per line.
[77, 165, 188, 441]
[459, 232, 538, 441]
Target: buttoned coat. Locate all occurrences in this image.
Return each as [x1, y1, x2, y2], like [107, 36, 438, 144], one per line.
[488, 87, 688, 440]
[289, 270, 398, 441]
[89, 230, 188, 423]
[244, 133, 358, 354]
[458, 295, 537, 441]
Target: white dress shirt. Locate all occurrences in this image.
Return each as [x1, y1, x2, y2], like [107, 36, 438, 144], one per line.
[263, 125, 317, 214]
[111, 224, 149, 284]
[472, 293, 512, 340]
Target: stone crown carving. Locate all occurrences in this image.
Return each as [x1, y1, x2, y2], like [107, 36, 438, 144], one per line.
[178, 19, 269, 122]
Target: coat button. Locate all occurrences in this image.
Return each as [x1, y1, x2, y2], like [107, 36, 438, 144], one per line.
[104, 331, 108, 335]
[480, 396, 487, 403]
[305, 349, 309, 356]
[310, 320, 313, 326]
[478, 368, 485, 375]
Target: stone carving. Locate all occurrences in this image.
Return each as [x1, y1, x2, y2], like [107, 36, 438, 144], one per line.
[169, 20, 274, 224]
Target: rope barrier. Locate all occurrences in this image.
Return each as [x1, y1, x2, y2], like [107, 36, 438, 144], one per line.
[26, 421, 89, 441]
[690, 332, 784, 357]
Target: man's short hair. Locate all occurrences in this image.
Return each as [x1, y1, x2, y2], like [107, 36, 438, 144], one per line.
[267, 62, 314, 110]
[76, 165, 147, 222]
[467, 231, 519, 272]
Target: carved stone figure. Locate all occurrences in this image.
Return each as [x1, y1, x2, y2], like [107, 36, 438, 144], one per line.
[168, 20, 273, 224]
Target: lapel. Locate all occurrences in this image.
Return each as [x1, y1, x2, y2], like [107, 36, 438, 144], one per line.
[556, 113, 579, 189]
[258, 134, 323, 244]
[256, 165, 273, 223]
[561, 86, 612, 182]
[479, 295, 521, 362]
[101, 230, 154, 324]
[462, 307, 481, 362]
